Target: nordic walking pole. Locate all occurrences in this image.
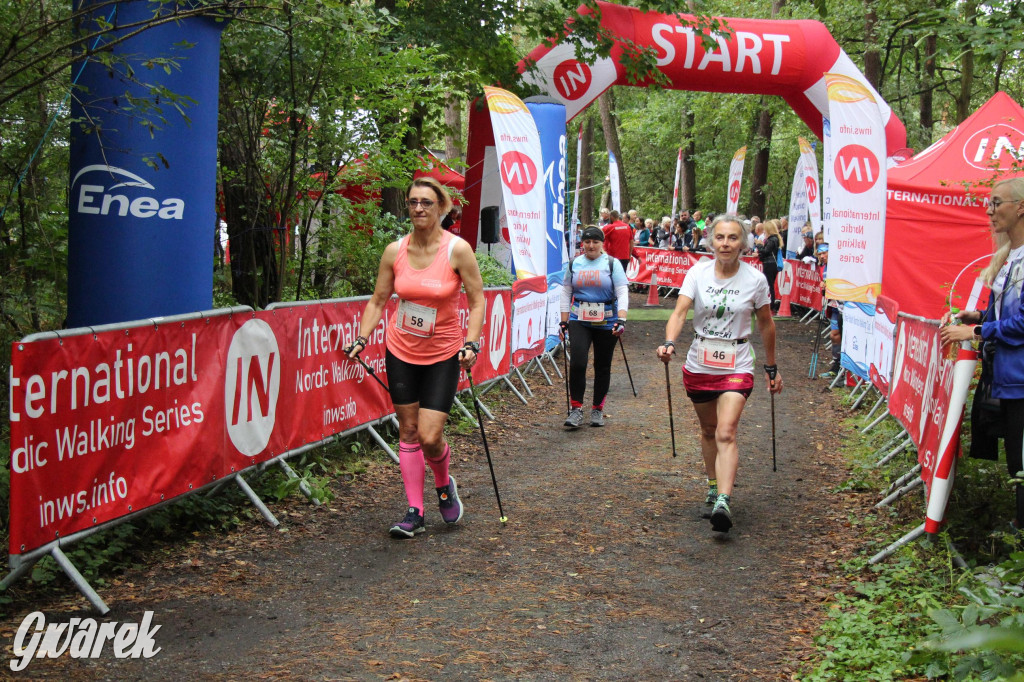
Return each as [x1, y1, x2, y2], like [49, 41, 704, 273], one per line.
[767, 365, 778, 472]
[466, 366, 508, 524]
[809, 307, 825, 378]
[617, 334, 638, 397]
[664, 361, 677, 458]
[560, 329, 571, 416]
[347, 348, 390, 392]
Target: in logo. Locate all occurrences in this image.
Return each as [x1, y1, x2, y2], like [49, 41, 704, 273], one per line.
[626, 256, 639, 279]
[71, 164, 185, 220]
[552, 60, 592, 101]
[488, 297, 508, 370]
[728, 180, 741, 203]
[500, 151, 539, 195]
[834, 145, 880, 194]
[778, 261, 794, 296]
[805, 175, 818, 205]
[963, 124, 1024, 171]
[224, 319, 281, 456]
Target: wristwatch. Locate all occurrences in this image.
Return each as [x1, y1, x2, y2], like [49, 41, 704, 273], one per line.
[464, 341, 481, 353]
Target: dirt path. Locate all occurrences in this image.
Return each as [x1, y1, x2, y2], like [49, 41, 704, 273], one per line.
[3, 298, 866, 680]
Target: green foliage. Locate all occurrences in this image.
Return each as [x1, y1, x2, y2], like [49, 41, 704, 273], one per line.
[477, 252, 515, 287]
[807, 553, 959, 681]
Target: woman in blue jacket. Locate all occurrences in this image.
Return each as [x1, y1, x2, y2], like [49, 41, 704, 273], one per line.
[559, 226, 629, 429]
[942, 177, 1024, 531]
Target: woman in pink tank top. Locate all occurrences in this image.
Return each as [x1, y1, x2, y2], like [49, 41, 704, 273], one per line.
[346, 176, 484, 538]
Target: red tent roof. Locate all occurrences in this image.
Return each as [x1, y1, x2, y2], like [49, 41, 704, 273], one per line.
[881, 92, 1024, 319]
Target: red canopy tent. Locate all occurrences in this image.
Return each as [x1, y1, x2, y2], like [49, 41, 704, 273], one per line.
[881, 92, 1024, 319]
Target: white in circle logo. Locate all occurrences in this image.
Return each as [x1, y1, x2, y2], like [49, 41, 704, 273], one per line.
[626, 256, 639, 280]
[488, 296, 508, 370]
[224, 318, 281, 456]
[779, 261, 794, 296]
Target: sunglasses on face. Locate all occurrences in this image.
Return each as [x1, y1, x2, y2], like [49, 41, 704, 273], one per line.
[407, 199, 436, 209]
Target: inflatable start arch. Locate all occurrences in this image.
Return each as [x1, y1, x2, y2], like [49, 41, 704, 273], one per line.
[520, 1, 907, 155]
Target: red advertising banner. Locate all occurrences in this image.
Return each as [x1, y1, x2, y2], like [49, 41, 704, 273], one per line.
[511, 277, 547, 367]
[9, 291, 512, 555]
[625, 247, 767, 289]
[787, 259, 824, 311]
[869, 295, 899, 395]
[886, 316, 957, 485]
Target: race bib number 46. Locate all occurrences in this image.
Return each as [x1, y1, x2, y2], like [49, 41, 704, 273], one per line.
[396, 300, 437, 337]
[698, 337, 736, 370]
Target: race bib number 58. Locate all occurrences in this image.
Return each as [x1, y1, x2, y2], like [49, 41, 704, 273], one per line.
[396, 300, 437, 337]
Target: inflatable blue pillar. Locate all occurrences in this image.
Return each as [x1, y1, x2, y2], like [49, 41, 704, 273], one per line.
[67, 1, 226, 327]
[524, 97, 567, 352]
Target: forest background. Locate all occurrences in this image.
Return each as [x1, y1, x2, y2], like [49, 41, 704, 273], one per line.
[1, 0, 1023, 677]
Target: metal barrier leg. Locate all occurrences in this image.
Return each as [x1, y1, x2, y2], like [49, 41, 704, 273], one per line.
[529, 357, 552, 386]
[501, 376, 529, 405]
[51, 546, 110, 615]
[851, 384, 874, 410]
[278, 459, 321, 505]
[368, 424, 399, 464]
[876, 436, 913, 467]
[875, 476, 923, 508]
[883, 464, 922, 496]
[452, 396, 478, 427]
[515, 366, 536, 395]
[872, 428, 909, 459]
[467, 391, 495, 421]
[234, 476, 280, 527]
[861, 408, 890, 435]
[869, 523, 926, 564]
[546, 351, 563, 379]
[800, 308, 817, 323]
[829, 369, 845, 389]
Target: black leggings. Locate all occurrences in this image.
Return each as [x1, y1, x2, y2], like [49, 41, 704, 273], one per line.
[568, 321, 617, 408]
[761, 261, 779, 305]
[384, 349, 461, 413]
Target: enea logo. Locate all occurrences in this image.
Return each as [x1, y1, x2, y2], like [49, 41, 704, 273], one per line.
[552, 60, 592, 101]
[728, 180, 741, 203]
[833, 144, 880, 194]
[225, 319, 281, 456]
[962, 124, 1024, 171]
[71, 164, 184, 220]
[500, 151, 538, 195]
[488, 297, 508, 370]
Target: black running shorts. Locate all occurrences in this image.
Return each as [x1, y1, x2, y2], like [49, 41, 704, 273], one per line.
[384, 349, 462, 413]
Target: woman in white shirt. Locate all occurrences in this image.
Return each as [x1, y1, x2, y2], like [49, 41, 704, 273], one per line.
[657, 215, 783, 533]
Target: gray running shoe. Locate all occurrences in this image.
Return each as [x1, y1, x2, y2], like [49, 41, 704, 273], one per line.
[564, 407, 584, 429]
[436, 476, 463, 524]
[710, 494, 733, 533]
[701, 489, 718, 519]
[389, 507, 425, 538]
[590, 408, 605, 427]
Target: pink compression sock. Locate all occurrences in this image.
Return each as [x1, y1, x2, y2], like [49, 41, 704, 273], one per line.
[424, 443, 451, 489]
[398, 441, 425, 511]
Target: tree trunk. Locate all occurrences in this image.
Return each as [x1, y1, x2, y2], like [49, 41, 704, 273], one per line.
[381, 103, 425, 219]
[680, 109, 697, 215]
[919, 34, 936, 144]
[748, 104, 773, 219]
[863, 0, 882, 89]
[957, 0, 977, 123]
[598, 90, 630, 213]
[443, 96, 463, 167]
[579, 115, 594, 225]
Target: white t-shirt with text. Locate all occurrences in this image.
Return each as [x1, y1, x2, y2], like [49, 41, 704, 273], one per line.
[681, 259, 770, 375]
